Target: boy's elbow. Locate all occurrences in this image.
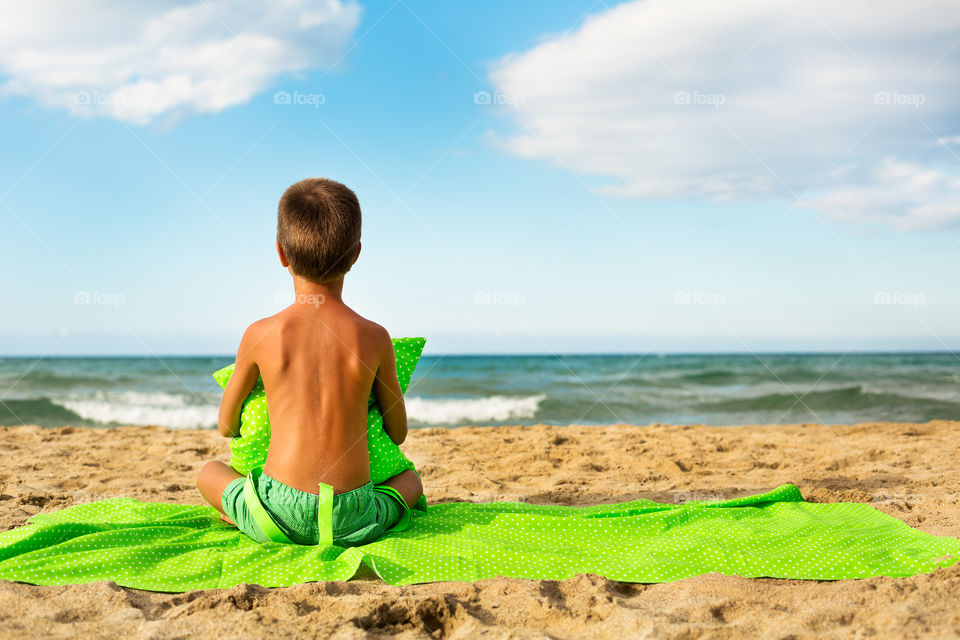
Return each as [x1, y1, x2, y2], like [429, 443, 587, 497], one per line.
[386, 423, 406, 445]
[386, 415, 408, 445]
[217, 412, 239, 438]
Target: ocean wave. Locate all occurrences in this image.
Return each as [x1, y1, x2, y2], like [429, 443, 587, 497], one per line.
[0, 371, 138, 390]
[667, 369, 743, 385]
[47, 390, 548, 429]
[407, 394, 546, 425]
[52, 391, 218, 429]
[0, 397, 87, 426]
[698, 385, 960, 415]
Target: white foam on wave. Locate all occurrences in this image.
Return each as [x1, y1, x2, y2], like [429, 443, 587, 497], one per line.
[406, 394, 546, 425]
[53, 390, 548, 429]
[53, 391, 218, 430]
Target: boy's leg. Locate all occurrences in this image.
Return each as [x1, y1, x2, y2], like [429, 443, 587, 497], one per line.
[375, 469, 423, 509]
[196, 460, 244, 525]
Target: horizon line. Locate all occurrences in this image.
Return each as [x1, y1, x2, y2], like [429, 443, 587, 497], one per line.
[1, 349, 958, 359]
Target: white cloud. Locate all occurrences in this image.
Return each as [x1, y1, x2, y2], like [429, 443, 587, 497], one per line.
[798, 158, 960, 231]
[0, 0, 361, 124]
[489, 0, 960, 229]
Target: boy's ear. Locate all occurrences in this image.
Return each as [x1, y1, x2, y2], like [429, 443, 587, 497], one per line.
[351, 242, 361, 265]
[276, 241, 290, 268]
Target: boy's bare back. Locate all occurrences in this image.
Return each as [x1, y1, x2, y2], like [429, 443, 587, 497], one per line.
[216, 178, 408, 496]
[267, 304, 404, 493]
[221, 292, 407, 494]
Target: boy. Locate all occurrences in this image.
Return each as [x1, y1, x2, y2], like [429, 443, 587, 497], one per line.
[196, 178, 423, 546]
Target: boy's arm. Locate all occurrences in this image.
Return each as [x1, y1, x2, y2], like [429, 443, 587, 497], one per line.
[218, 325, 261, 438]
[372, 328, 408, 445]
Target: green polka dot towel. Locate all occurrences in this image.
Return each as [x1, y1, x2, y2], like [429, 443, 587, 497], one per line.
[1, 483, 957, 592]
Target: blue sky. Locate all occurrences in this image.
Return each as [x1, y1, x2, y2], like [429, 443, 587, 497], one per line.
[1, 0, 958, 355]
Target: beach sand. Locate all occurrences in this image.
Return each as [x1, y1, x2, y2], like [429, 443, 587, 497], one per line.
[1, 420, 958, 639]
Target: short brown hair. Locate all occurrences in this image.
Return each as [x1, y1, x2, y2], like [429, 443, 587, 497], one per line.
[277, 178, 362, 282]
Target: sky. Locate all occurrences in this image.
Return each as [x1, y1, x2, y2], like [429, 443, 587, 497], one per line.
[0, 0, 958, 356]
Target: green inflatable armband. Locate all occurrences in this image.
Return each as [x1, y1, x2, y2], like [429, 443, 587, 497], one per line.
[212, 337, 427, 510]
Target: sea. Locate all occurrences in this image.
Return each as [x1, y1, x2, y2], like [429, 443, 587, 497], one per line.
[0, 353, 958, 430]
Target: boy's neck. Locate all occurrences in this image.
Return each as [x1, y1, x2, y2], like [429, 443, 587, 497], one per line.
[291, 274, 345, 305]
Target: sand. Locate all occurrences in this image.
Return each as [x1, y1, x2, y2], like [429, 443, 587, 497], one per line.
[1, 420, 959, 639]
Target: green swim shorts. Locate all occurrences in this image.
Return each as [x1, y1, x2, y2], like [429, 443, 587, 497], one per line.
[222, 470, 409, 547]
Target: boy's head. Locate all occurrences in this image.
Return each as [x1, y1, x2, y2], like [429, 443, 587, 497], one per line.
[277, 178, 362, 283]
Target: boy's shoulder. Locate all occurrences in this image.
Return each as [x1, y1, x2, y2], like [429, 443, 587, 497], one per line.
[336, 308, 394, 356]
[242, 314, 281, 339]
[348, 311, 392, 346]
[242, 307, 391, 348]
